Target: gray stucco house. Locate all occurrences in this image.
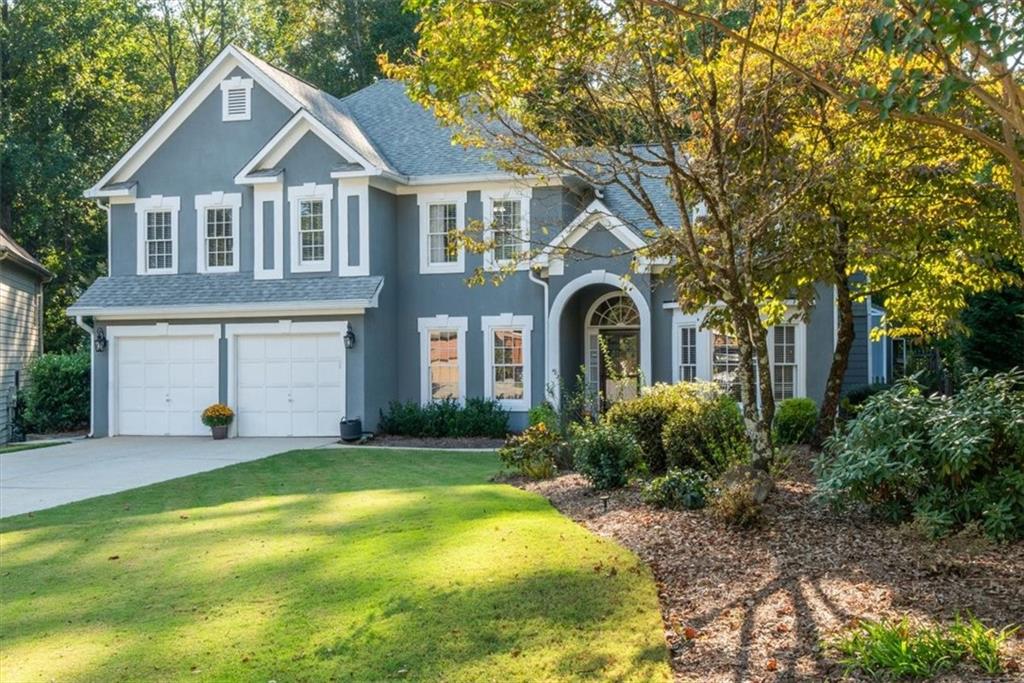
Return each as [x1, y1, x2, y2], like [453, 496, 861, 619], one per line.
[1, 230, 51, 444]
[70, 45, 885, 438]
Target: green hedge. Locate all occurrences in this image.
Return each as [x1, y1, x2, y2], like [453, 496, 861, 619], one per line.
[21, 351, 90, 433]
[378, 398, 509, 438]
[774, 397, 818, 444]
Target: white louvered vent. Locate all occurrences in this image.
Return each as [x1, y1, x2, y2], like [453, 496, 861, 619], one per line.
[220, 77, 253, 121]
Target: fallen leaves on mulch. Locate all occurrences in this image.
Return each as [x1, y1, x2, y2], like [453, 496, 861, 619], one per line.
[519, 449, 1024, 682]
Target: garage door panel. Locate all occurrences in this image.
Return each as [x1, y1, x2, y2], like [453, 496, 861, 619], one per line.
[237, 336, 265, 358]
[238, 360, 266, 386]
[237, 386, 266, 411]
[265, 336, 291, 358]
[143, 338, 169, 360]
[316, 335, 341, 357]
[318, 386, 342, 411]
[291, 361, 317, 386]
[119, 339, 147, 362]
[265, 361, 290, 386]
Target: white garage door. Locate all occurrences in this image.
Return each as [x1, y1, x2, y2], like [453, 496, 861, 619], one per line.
[115, 335, 218, 436]
[235, 333, 344, 436]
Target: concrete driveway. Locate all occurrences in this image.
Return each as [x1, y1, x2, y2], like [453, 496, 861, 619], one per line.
[0, 436, 335, 518]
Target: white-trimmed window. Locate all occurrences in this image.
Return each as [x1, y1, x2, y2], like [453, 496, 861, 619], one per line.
[482, 188, 532, 271]
[418, 315, 468, 404]
[712, 329, 742, 401]
[678, 326, 698, 381]
[135, 195, 180, 275]
[220, 76, 253, 121]
[194, 192, 241, 273]
[418, 191, 466, 274]
[482, 314, 533, 411]
[772, 324, 797, 400]
[288, 183, 333, 273]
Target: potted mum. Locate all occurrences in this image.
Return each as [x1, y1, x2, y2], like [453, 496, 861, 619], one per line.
[201, 403, 234, 440]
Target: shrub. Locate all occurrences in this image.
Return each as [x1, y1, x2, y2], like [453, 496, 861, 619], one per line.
[570, 420, 642, 490]
[606, 381, 740, 474]
[816, 370, 1024, 541]
[830, 615, 1018, 678]
[773, 397, 818, 445]
[378, 398, 509, 438]
[709, 466, 769, 528]
[201, 403, 234, 427]
[839, 382, 891, 418]
[641, 468, 711, 510]
[660, 391, 748, 475]
[498, 423, 561, 479]
[21, 351, 90, 433]
[527, 401, 559, 432]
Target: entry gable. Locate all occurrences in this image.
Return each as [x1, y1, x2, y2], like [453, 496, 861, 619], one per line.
[537, 199, 649, 275]
[85, 45, 305, 198]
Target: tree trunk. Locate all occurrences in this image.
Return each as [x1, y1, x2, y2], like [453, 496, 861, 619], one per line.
[814, 275, 855, 446]
[736, 318, 774, 472]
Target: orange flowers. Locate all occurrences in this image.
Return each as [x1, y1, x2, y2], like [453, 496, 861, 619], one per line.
[201, 403, 234, 427]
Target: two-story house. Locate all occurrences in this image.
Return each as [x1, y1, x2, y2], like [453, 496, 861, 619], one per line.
[69, 45, 883, 438]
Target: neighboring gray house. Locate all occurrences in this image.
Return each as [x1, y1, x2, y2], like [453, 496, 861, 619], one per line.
[1, 230, 51, 444]
[70, 45, 881, 438]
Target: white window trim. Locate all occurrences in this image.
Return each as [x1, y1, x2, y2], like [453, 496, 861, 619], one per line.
[768, 321, 807, 400]
[106, 323, 221, 437]
[418, 191, 467, 274]
[337, 177, 369, 276]
[417, 315, 468, 405]
[288, 182, 333, 273]
[482, 188, 532, 272]
[194, 192, 242, 274]
[481, 313, 532, 412]
[253, 184, 283, 279]
[135, 195, 180, 275]
[220, 76, 253, 121]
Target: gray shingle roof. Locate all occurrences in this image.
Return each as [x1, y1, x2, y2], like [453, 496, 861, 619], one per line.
[69, 273, 382, 313]
[600, 174, 681, 234]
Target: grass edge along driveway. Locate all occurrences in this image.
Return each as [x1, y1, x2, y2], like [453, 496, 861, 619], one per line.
[0, 448, 669, 682]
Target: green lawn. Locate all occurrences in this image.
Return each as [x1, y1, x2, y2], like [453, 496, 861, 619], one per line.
[0, 441, 67, 454]
[0, 448, 669, 682]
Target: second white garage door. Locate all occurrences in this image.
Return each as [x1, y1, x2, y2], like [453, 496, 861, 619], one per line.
[235, 333, 344, 436]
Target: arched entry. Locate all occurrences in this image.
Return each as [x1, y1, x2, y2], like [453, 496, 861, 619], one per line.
[547, 270, 651, 404]
[585, 292, 641, 408]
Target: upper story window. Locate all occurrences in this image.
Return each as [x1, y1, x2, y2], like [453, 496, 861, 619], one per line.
[482, 314, 533, 412]
[418, 315, 468, 404]
[194, 192, 241, 273]
[220, 76, 253, 121]
[482, 188, 532, 271]
[288, 183, 333, 273]
[418, 191, 466, 274]
[135, 195, 180, 275]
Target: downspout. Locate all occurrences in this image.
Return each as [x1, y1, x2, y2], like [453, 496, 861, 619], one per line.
[528, 266, 550, 402]
[75, 316, 95, 438]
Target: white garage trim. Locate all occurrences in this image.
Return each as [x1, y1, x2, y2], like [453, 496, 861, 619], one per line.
[107, 323, 221, 436]
[225, 320, 348, 437]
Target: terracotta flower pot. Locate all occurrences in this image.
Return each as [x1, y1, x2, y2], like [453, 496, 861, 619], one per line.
[211, 425, 229, 440]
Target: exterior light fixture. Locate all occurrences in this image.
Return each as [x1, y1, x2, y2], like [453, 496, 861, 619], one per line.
[343, 327, 356, 349]
[94, 328, 108, 353]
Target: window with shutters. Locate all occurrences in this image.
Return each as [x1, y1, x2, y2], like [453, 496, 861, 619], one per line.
[220, 77, 253, 121]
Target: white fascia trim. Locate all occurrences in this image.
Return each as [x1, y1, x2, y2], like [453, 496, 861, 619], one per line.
[195, 192, 243, 273]
[338, 177, 370, 276]
[539, 199, 648, 276]
[236, 110, 381, 183]
[253, 184, 283, 280]
[482, 187, 533, 272]
[220, 76, 253, 121]
[236, 172, 283, 186]
[481, 313, 533, 412]
[106, 323, 221, 437]
[418, 191, 467, 275]
[288, 182, 333, 273]
[417, 315, 469, 405]
[87, 46, 303, 197]
[224, 319, 348, 436]
[91, 184, 137, 199]
[70, 298, 377, 320]
[135, 195, 181, 275]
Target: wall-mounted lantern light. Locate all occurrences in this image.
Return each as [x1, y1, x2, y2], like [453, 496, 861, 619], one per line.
[94, 328, 108, 353]
[343, 326, 356, 350]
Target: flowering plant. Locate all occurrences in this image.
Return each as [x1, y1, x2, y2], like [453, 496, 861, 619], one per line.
[201, 403, 235, 427]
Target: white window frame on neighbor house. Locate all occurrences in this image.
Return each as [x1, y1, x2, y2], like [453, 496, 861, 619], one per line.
[194, 192, 242, 273]
[481, 314, 532, 412]
[669, 306, 807, 399]
[417, 315, 468, 405]
[135, 195, 180, 275]
[418, 191, 466, 274]
[288, 182, 333, 273]
[482, 188, 532, 271]
[220, 76, 253, 121]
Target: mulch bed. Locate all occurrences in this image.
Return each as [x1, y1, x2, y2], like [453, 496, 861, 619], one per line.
[348, 434, 503, 449]
[518, 449, 1024, 682]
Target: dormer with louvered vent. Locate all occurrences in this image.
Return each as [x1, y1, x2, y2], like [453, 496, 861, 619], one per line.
[220, 76, 253, 121]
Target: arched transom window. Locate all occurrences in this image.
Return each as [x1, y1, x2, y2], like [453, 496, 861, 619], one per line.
[589, 293, 640, 328]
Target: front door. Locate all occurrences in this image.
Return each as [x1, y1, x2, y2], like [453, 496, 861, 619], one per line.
[599, 330, 640, 409]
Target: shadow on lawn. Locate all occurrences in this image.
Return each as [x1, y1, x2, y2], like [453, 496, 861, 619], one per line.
[0, 448, 670, 682]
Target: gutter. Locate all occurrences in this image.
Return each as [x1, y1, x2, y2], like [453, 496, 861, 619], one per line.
[75, 316, 96, 438]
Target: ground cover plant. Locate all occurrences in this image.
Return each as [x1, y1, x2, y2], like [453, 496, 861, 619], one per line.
[0, 448, 668, 682]
[817, 370, 1024, 540]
